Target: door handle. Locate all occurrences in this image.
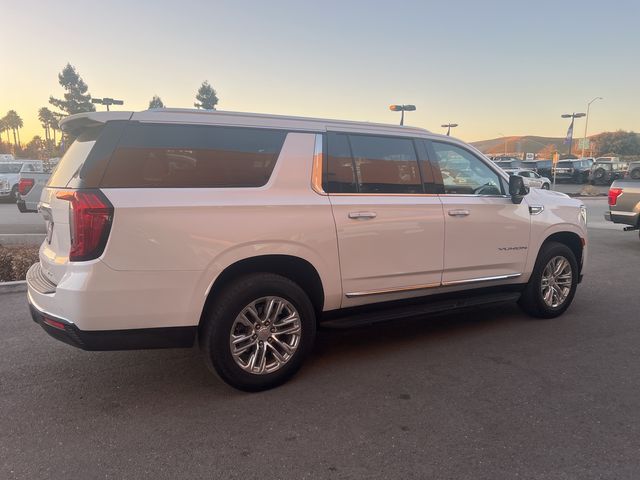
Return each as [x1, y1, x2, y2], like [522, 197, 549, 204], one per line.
[448, 209, 470, 217]
[348, 211, 377, 220]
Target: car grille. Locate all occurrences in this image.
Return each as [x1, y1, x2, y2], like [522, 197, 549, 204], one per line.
[26, 263, 57, 294]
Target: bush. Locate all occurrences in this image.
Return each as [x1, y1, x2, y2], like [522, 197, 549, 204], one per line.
[0, 245, 40, 282]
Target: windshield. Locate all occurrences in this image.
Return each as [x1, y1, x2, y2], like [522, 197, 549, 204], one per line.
[0, 164, 22, 174]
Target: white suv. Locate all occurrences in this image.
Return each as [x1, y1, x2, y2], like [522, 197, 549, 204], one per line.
[27, 109, 588, 391]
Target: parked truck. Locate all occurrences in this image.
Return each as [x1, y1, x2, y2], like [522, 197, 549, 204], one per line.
[16, 160, 58, 213]
[606, 179, 640, 240]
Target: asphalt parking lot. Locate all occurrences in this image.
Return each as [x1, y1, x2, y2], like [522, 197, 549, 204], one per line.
[1, 199, 639, 479]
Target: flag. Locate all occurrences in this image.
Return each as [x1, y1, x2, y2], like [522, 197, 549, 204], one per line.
[564, 118, 574, 145]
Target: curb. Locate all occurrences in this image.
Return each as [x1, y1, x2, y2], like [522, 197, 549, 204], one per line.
[0, 280, 27, 294]
[0, 234, 46, 246]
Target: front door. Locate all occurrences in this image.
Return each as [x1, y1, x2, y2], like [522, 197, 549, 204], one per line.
[427, 140, 531, 285]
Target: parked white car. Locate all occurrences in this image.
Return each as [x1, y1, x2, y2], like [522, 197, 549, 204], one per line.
[503, 168, 551, 189]
[27, 109, 588, 391]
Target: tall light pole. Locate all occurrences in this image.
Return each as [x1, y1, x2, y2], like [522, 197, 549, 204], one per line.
[581, 97, 603, 158]
[441, 123, 458, 136]
[389, 104, 416, 126]
[561, 112, 585, 156]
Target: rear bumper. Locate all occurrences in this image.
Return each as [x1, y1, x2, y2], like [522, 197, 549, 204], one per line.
[28, 296, 196, 351]
[605, 211, 639, 227]
[16, 199, 37, 213]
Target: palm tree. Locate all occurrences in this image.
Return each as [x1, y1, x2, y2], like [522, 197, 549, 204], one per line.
[38, 107, 51, 141]
[5, 110, 23, 147]
[0, 117, 9, 145]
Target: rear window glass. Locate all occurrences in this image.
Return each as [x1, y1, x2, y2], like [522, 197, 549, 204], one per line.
[48, 127, 103, 187]
[100, 124, 286, 188]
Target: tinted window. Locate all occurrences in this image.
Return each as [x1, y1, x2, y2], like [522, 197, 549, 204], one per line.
[100, 124, 286, 188]
[431, 142, 503, 195]
[48, 127, 103, 187]
[325, 133, 357, 193]
[349, 135, 422, 194]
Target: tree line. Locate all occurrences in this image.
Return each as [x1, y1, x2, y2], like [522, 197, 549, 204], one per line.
[0, 63, 220, 159]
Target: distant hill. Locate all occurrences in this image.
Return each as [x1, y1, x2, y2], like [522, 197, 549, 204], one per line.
[472, 135, 567, 157]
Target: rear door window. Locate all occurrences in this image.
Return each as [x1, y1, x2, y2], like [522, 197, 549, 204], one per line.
[100, 124, 287, 188]
[349, 135, 422, 194]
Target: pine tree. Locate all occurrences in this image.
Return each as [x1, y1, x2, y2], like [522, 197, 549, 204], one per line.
[194, 81, 219, 110]
[148, 95, 165, 109]
[49, 63, 95, 115]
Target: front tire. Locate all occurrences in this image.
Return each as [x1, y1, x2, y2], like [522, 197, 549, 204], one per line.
[518, 242, 579, 318]
[200, 273, 316, 391]
[542, 183, 550, 190]
[10, 185, 19, 202]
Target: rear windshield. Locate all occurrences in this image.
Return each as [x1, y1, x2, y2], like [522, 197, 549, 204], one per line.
[0, 163, 22, 174]
[47, 127, 103, 187]
[99, 123, 287, 188]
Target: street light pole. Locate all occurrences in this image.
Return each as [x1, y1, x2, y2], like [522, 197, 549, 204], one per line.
[581, 97, 603, 158]
[441, 123, 458, 136]
[389, 104, 416, 126]
[91, 97, 124, 111]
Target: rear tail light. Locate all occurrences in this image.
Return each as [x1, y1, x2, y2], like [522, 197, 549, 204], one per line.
[18, 178, 35, 195]
[56, 190, 114, 261]
[608, 187, 623, 206]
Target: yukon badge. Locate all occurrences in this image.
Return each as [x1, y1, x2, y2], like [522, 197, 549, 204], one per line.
[498, 246, 528, 251]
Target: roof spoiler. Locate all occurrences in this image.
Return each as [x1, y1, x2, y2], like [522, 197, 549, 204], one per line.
[60, 111, 133, 136]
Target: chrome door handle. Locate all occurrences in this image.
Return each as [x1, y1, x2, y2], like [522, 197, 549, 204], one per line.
[348, 211, 377, 220]
[448, 209, 470, 217]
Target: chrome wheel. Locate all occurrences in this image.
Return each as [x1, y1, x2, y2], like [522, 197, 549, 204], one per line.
[540, 256, 573, 308]
[229, 296, 302, 375]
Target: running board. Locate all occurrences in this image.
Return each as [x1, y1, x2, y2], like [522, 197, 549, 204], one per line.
[320, 292, 521, 329]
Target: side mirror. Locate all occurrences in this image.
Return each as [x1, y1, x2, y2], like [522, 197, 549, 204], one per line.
[509, 175, 529, 204]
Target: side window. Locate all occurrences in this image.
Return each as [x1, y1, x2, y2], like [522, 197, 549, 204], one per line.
[349, 135, 422, 194]
[100, 124, 286, 188]
[325, 132, 357, 193]
[430, 141, 504, 196]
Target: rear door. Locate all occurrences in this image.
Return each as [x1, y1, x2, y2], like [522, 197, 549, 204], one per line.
[325, 132, 444, 305]
[426, 140, 531, 285]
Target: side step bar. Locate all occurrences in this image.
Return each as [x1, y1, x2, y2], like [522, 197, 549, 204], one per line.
[320, 292, 521, 329]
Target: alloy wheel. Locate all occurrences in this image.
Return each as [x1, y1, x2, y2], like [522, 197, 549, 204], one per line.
[540, 256, 573, 308]
[229, 296, 302, 375]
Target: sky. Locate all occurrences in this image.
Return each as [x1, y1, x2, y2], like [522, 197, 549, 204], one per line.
[2, 0, 639, 143]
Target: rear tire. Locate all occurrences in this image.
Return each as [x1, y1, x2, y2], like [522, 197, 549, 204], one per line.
[631, 168, 640, 180]
[200, 273, 316, 391]
[518, 242, 579, 319]
[10, 185, 18, 202]
[542, 183, 550, 190]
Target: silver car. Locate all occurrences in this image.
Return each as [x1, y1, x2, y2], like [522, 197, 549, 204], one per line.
[504, 168, 551, 189]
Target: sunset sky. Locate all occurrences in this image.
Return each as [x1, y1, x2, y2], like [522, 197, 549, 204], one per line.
[2, 0, 639, 143]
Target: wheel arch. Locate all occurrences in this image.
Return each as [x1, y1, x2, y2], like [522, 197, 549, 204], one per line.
[198, 254, 325, 330]
[541, 231, 584, 271]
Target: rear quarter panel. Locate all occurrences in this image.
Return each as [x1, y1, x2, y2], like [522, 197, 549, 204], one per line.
[100, 132, 342, 323]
